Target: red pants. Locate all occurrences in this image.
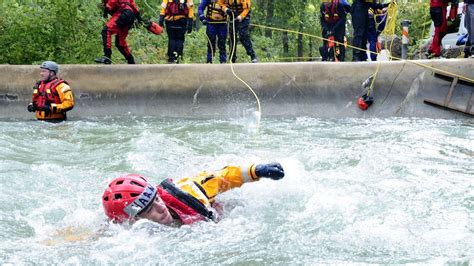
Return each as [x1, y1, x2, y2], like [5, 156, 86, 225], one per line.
[429, 1, 449, 56]
[101, 14, 133, 62]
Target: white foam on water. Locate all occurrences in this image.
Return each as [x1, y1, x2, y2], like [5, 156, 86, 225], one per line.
[0, 117, 472, 264]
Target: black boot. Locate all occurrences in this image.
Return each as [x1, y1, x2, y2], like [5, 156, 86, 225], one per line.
[251, 55, 258, 63]
[95, 48, 112, 64]
[94, 57, 112, 64]
[125, 54, 135, 64]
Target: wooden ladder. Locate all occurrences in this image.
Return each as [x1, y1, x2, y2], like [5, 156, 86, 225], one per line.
[423, 71, 474, 116]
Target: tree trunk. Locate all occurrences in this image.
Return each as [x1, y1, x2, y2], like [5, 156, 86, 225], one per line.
[297, 25, 303, 60]
[297, 0, 306, 60]
[265, 0, 274, 38]
[283, 32, 289, 56]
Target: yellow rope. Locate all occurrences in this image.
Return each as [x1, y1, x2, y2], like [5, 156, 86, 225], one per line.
[381, 1, 398, 55]
[228, 13, 262, 128]
[248, 23, 474, 83]
[202, 21, 230, 63]
[366, 1, 398, 94]
[202, 26, 215, 63]
[200, 21, 227, 62]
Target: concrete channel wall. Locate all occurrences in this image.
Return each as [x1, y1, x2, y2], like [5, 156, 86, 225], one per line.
[0, 60, 473, 119]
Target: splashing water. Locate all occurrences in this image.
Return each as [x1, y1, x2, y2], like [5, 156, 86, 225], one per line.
[0, 116, 472, 264]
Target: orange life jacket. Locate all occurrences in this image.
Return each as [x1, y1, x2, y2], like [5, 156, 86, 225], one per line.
[206, 1, 226, 21]
[225, 0, 248, 14]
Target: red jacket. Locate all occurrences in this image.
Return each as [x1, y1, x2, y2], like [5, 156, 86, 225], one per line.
[106, 0, 139, 14]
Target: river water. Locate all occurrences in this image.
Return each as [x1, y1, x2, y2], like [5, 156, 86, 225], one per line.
[0, 116, 472, 264]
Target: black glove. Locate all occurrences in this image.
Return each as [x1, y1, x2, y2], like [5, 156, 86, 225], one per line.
[186, 18, 193, 33]
[103, 7, 110, 18]
[159, 15, 165, 27]
[27, 103, 36, 112]
[225, 8, 235, 19]
[136, 12, 143, 23]
[40, 104, 51, 114]
[255, 163, 285, 180]
[199, 15, 207, 25]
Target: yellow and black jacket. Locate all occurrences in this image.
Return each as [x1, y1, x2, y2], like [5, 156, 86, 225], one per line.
[158, 164, 260, 224]
[32, 78, 74, 121]
[222, 0, 251, 20]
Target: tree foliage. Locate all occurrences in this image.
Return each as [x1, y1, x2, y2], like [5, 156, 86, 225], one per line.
[0, 0, 432, 64]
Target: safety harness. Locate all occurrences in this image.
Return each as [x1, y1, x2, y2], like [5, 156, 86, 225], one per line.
[226, 0, 248, 15]
[206, 1, 226, 21]
[165, 0, 190, 16]
[323, 0, 340, 24]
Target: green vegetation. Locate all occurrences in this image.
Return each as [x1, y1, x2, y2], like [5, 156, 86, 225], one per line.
[0, 0, 431, 64]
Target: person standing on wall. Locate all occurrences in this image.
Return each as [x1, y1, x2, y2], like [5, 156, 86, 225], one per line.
[198, 0, 228, 64]
[95, 0, 142, 64]
[222, 0, 258, 63]
[367, 6, 387, 61]
[351, 0, 390, 61]
[159, 0, 195, 63]
[319, 0, 350, 62]
[427, 0, 458, 58]
[464, 0, 474, 58]
[27, 61, 74, 122]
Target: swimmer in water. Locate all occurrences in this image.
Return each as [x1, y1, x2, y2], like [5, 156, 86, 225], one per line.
[102, 163, 284, 225]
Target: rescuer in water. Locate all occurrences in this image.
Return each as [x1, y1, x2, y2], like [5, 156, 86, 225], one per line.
[27, 61, 74, 121]
[102, 163, 284, 225]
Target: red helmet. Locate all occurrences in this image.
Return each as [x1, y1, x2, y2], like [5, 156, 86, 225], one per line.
[102, 174, 157, 223]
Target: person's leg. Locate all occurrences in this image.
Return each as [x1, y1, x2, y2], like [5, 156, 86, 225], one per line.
[429, 3, 447, 56]
[174, 19, 188, 63]
[217, 23, 228, 63]
[206, 24, 217, 63]
[116, 28, 135, 64]
[320, 28, 329, 61]
[102, 27, 113, 59]
[335, 27, 346, 62]
[352, 2, 369, 61]
[367, 30, 378, 61]
[96, 26, 113, 64]
[166, 22, 178, 63]
[238, 17, 257, 62]
[467, 5, 474, 56]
